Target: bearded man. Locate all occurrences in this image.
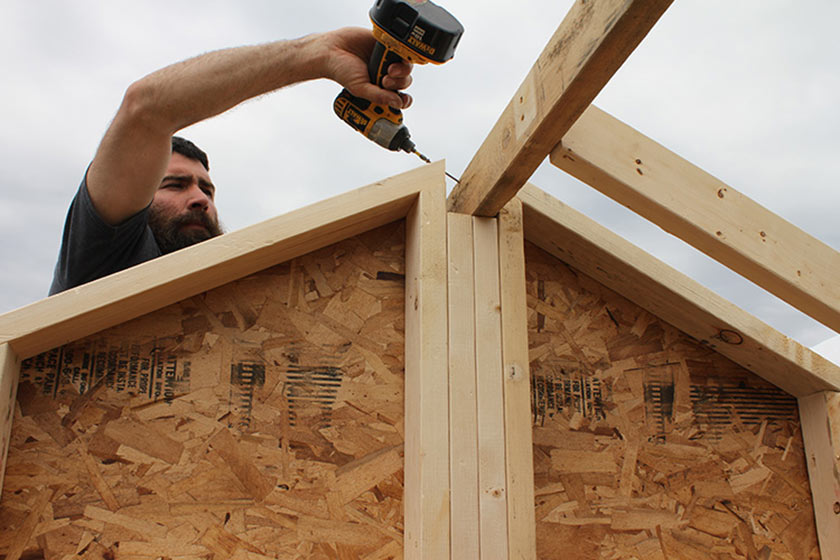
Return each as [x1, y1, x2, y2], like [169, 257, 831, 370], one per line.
[49, 28, 413, 295]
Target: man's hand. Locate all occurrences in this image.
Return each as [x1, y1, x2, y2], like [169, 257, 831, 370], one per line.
[316, 27, 414, 109]
[87, 27, 416, 227]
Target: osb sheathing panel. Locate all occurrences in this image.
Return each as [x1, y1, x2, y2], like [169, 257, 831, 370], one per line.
[525, 242, 820, 560]
[0, 221, 407, 560]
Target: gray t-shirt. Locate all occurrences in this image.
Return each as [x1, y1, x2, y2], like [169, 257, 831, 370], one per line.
[49, 174, 161, 295]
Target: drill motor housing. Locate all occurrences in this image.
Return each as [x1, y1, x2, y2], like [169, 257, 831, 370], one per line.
[333, 0, 463, 154]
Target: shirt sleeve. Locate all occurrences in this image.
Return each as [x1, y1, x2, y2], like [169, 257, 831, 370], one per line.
[49, 170, 160, 295]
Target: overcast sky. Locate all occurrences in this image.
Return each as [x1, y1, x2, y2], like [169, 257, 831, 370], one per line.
[1, 1, 838, 355]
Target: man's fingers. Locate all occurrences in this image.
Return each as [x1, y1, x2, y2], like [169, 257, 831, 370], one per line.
[381, 74, 413, 91]
[387, 61, 414, 78]
[349, 83, 411, 109]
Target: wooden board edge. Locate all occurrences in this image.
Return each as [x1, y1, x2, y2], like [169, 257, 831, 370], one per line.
[498, 199, 537, 560]
[447, 0, 673, 216]
[551, 105, 840, 332]
[2, 162, 444, 359]
[0, 343, 21, 498]
[447, 212, 480, 559]
[517, 183, 840, 397]
[404, 171, 450, 559]
[798, 391, 840, 557]
[472, 216, 509, 555]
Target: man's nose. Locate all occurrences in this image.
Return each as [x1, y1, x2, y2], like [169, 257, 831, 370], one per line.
[186, 184, 210, 210]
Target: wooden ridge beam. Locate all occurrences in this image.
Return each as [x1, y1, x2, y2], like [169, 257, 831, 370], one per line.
[447, 0, 673, 217]
[551, 105, 840, 333]
[518, 183, 840, 397]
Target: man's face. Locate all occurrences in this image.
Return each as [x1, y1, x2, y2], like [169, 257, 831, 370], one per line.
[148, 152, 223, 254]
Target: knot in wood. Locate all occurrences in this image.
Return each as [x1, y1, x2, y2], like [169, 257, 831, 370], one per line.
[715, 329, 744, 345]
[834, 501, 840, 515]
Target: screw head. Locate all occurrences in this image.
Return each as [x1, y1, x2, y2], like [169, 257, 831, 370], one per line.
[834, 502, 840, 515]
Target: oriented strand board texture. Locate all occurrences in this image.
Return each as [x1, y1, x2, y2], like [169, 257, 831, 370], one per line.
[0, 222, 407, 560]
[525, 242, 819, 560]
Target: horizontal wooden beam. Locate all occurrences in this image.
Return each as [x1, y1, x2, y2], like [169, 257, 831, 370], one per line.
[518, 183, 840, 397]
[551, 105, 840, 332]
[447, 0, 673, 217]
[0, 163, 444, 359]
[798, 391, 840, 557]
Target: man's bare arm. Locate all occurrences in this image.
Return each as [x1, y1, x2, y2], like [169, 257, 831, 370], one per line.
[87, 27, 413, 226]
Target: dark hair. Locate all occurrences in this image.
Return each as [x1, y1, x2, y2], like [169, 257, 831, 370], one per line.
[171, 136, 209, 171]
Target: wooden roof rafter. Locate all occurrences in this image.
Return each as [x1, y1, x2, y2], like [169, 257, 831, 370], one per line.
[447, 0, 674, 216]
[552, 105, 840, 335]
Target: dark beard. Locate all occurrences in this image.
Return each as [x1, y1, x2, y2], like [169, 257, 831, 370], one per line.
[148, 207, 223, 255]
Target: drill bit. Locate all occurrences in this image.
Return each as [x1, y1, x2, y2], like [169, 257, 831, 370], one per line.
[412, 148, 431, 163]
[412, 149, 461, 183]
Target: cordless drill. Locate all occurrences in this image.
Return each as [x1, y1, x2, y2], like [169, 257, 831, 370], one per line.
[334, 0, 464, 161]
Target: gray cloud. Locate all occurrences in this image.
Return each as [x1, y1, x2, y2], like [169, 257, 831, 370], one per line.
[1, 1, 837, 349]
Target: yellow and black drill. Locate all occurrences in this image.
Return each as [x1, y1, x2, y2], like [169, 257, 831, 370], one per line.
[334, 0, 464, 162]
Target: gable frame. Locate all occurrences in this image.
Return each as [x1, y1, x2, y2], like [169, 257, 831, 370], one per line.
[0, 162, 451, 559]
[519, 183, 840, 557]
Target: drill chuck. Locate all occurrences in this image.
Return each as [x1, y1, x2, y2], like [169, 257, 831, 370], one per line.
[368, 118, 416, 153]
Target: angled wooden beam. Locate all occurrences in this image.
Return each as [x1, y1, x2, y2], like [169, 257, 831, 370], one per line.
[551, 105, 840, 333]
[0, 163, 443, 359]
[798, 391, 840, 557]
[498, 200, 537, 560]
[518, 183, 840, 397]
[447, 0, 673, 217]
[404, 174, 450, 559]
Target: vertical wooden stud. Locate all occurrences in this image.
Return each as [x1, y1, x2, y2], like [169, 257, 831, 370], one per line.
[448, 213, 481, 559]
[405, 181, 450, 559]
[498, 200, 537, 559]
[473, 217, 509, 559]
[0, 343, 21, 496]
[799, 391, 840, 557]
